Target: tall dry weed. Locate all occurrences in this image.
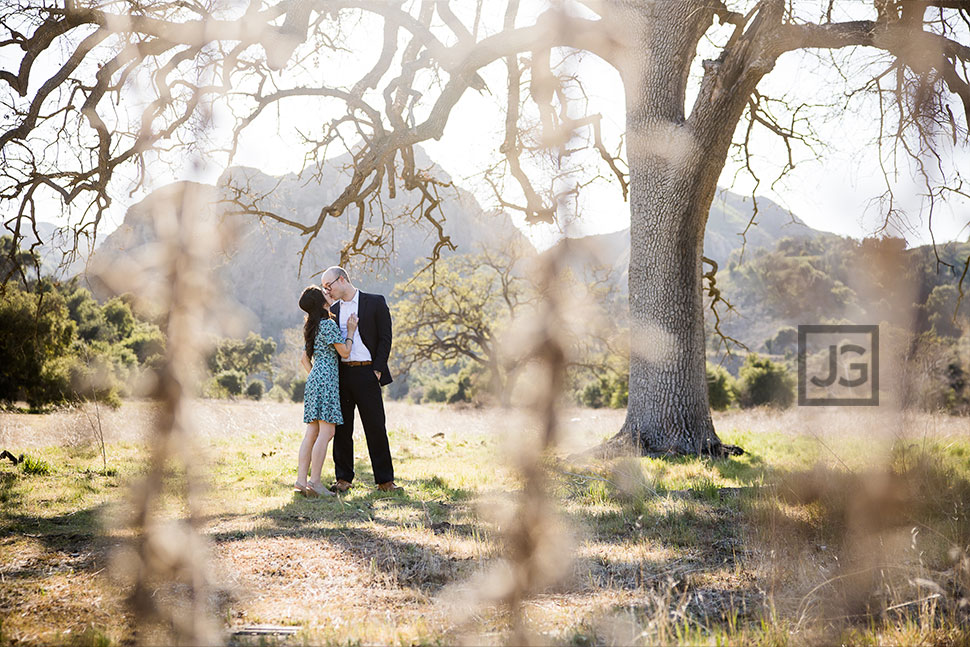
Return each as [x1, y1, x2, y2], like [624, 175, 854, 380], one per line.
[100, 183, 231, 645]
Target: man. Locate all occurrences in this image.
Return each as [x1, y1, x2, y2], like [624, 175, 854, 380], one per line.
[321, 266, 401, 493]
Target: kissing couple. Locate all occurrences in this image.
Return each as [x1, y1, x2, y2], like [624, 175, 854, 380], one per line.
[293, 266, 401, 498]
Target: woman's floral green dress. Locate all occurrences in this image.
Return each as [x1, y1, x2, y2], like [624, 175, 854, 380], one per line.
[303, 318, 344, 424]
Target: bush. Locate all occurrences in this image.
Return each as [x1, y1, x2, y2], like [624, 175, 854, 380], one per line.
[608, 377, 628, 408]
[579, 374, 628, 409]
[266, 384, 290, 402]
[943, 362, 970, 415]
[245, 380, 264, 400]
[102, 296, 135, 340]
[706, 363, 737, 411]
[290, 378, 306, 402]
[908, 335, 970, 415]
[411, 367, 482, 405]
[208, 332, 276, 376]
[215, 370, 246, 396]
[581, 380, 607, 408]
[446, 373, 472, 404]
[738, 354, 795, 408]
[424, 384, 448, 403]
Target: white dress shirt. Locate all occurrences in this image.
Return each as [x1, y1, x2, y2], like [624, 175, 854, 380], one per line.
[338, 289, 373, 363]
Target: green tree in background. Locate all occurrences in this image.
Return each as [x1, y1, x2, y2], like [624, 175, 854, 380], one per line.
[706, 363, 737, 411]
[103, 297, 136, 340]
[206, 332, 276, 399]
[1, 238, 164, 408]
[925, 285, 970, 339]
[764, 326, 798, 356]
[738, 354, 795, 409]
[245, 380, 264, 400]
[66, 287, 113, 342]
[208, 332, 276, 378]
[0, 284, 77, 407]
[0, 235, 40, 285]
[391, 247, 532, 405]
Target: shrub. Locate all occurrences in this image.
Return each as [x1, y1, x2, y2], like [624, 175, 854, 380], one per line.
[424, 384, 448, 403]
[102, 296, 135, 340]
[215, 370, 246, 396]
[579, 374, 628, 409]
[413, 368, 481, 405]
[207, 332, 276, 376]
[581, 380, 606, 408]
[943, 362, 970, 415]
[706, 363, 737, 411]
[608, 377, 629, 408]
[123, 322, 165, 366]
[266, 384, 290, 402]
[446, 373, 472, 404]
[245, 380, 264, 400]
[290, 378, 306, 402]
[738, 353, 795, 408]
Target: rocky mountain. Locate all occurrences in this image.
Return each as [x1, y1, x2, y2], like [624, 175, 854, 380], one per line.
[548, 190, 834, 285]
[85, 149, 530, 341]
[39, 149, 853, 350]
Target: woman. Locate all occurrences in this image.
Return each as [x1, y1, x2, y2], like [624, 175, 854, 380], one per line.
[296, 285, 357, 498]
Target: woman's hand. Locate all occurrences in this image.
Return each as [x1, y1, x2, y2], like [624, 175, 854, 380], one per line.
[334, 315, 358, 360]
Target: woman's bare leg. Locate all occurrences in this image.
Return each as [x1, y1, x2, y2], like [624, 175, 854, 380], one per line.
[296, 422, 319, 488]
[308, 422, 336, 491]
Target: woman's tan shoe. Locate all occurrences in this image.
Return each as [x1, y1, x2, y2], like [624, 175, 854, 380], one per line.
[306, 482, 335, 498]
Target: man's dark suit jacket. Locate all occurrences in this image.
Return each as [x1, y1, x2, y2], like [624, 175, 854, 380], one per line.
[330, 291, 393, 386]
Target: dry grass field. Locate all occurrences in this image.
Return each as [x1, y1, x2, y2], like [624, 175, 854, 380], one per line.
[1, 400, 969, 645]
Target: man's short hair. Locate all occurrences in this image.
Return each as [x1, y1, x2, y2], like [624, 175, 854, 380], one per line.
[325, 266, 349, 282]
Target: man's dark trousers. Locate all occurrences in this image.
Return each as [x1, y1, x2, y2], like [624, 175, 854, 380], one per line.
[333, 364, 393, 484]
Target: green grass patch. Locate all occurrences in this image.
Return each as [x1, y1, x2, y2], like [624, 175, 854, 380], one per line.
[20, 454, 53, 475]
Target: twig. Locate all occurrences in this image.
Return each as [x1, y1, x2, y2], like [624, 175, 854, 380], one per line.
[884, 593, 942, 612]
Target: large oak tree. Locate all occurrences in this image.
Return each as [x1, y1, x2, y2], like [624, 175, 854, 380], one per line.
[2, 0, 969, 455]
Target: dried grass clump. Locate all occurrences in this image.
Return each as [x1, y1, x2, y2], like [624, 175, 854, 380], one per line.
[750, 442, 970, 642]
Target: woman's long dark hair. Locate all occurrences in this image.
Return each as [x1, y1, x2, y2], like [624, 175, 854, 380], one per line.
[299, 285, 329, 359]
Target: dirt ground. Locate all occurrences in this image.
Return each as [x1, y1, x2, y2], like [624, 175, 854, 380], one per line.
[2, 400, 968, 645]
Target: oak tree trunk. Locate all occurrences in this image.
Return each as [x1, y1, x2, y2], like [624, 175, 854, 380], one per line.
[612, 1, 770, 456]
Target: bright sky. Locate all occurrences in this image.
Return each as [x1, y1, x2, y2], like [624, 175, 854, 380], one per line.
[215, 6, 970, 252]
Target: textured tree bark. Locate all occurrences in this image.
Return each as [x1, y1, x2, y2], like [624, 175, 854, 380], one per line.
[607, 0, 767, 456]
[620, 173, 727, 455]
